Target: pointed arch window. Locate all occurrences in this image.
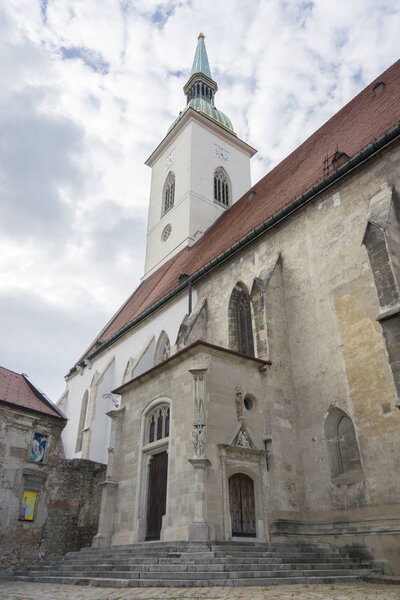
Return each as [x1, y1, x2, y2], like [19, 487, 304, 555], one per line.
[214, 167, 230, 207]
[229, 283, 254, 356]
[324, 408, 363, 483]
[237, 291, 254, 355]
[147, 404, 170, 444]
[162, 172, 175, 216]
[154, 331, 171, 366]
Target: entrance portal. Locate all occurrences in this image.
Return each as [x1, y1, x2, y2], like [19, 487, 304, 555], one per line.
[146, 451, 168, 540]
[228, 473, 256, 537]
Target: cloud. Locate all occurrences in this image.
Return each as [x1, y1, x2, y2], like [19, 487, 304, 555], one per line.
[0, 290, 107, 401]
[60, 46, 110, 74]
[0, 0, 399, 399]
[0, 89, 83, 237]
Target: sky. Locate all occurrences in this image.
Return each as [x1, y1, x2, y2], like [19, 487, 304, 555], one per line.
[1, 0, 399, 402]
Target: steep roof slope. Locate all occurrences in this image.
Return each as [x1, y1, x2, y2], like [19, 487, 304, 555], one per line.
[0, 366, 66, 419]
[80, 59, 400, 363]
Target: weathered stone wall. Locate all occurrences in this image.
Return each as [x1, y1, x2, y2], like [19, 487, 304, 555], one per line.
[92, 140, 400, 572]
[0, 403, 105, 572]
[42, 457, 106, 559]
[190, 142, 400, 571]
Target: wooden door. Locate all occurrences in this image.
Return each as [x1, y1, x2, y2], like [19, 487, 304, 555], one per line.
[229, 473, 256, 537]
[145, 451, 168, 540]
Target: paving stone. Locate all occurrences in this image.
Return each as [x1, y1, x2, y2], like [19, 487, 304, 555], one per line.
[1, 581, 400, 600]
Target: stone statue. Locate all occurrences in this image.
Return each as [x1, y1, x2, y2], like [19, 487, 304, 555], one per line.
[235, 385, 243, 419]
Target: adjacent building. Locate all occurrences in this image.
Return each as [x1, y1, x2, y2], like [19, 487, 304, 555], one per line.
[0, 367, 105, 571]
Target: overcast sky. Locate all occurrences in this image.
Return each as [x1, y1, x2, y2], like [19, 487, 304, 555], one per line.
[1, 0, 399, 401]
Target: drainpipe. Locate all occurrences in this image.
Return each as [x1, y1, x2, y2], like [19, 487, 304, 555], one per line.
[179, 273, 192, 315]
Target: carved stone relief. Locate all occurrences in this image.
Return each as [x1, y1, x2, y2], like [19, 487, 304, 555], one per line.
[190, 369, 207, 457]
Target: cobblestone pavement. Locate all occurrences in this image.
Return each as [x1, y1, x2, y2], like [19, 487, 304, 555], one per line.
[1, 582, 400, 600]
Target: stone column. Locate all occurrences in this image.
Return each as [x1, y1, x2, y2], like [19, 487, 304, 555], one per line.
[92, 406, 125, 547]
[188, 369, 211, 541]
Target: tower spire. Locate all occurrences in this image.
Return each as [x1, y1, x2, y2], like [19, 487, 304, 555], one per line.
[167, 35, 234, 136]
[184, 33, 218, 106]
[190, 33, 212, 80]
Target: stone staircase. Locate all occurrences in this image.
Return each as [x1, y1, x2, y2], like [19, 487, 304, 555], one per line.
[11, 540, 376, 588]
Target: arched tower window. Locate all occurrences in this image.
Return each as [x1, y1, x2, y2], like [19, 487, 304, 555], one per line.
[324, 407, 363, 482]
[154, 331, 171, 365]
[214, 167, 230, 207]
[75, 390, 89, 453]
[147, 404, 170, 444]
[228, 282, 254, 356]
[162, 172, 175, 216]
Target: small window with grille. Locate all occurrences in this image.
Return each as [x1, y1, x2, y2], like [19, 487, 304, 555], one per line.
[214, 167, 230, 207]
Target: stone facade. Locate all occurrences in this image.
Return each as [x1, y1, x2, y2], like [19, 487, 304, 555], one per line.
[60, 44, 400, 576]
[93, 343, 269, 547]
[91, 143, 400, 574]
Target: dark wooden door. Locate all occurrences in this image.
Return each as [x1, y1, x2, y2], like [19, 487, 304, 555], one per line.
[229, 473, 256, 537]
[146, 451, 168, 540]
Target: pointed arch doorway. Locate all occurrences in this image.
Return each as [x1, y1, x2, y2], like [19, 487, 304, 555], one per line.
[228, 473, 256, 537]
[145, 450, 168, 540]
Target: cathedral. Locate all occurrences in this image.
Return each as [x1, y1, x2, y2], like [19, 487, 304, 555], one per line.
[58, 35, 400, 573]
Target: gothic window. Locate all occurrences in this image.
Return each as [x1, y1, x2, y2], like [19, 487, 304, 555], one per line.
[229, 283, 254, 356]
[154, 331, 171, 365]
[162, 172, 175, 216]
[324, 407, 363, 482]
[214, 167, 230, 207]
[75, 390, 89, 453]
[147, 404, 170, 444]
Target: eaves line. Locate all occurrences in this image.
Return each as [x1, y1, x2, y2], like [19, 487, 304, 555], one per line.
[68, 123, 400, 376]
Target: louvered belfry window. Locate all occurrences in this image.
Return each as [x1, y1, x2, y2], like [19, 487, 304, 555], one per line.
[214, 167, 230, 207]
[163, 172, 175, 215]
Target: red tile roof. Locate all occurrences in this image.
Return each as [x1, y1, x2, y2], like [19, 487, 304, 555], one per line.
[82, 59, 400, 361]
[0, 366, 65, 419]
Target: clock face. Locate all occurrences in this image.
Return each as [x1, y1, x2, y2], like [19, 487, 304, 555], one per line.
[215, 144, 229, 162]
[165, 149, 176, 170]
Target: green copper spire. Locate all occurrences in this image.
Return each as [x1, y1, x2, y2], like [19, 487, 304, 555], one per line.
[191, 32, 212, 79]
[168, 34, 235, 136]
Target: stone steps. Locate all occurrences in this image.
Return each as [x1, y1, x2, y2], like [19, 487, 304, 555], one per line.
[10, 541, 377, 587]
[61, 550, 349, 560]
[52, 554, 356, 565]
[26, 561, 367, 573]
[17, 568, 372, 579]
[10, 575, 369, 587]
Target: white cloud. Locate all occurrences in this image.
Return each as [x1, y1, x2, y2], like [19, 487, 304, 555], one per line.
[0, 0, 399, 399]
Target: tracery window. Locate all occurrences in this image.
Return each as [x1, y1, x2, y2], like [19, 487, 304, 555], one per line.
[228, 283, 255, 356]
[237, 291, 254, 356]
[214, 167, 230, 207]
[163, 172, 175, 215]
[147, 404, 170, 444]
[154, 331, 171, 365]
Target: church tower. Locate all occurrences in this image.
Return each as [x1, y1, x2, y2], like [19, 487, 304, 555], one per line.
[143, 34, 256, 278]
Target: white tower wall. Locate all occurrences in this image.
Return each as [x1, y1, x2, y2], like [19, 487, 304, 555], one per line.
[144, 112, 255, 278]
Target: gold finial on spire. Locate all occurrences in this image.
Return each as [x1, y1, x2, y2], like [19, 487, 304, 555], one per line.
[198, 32, 205, 39]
